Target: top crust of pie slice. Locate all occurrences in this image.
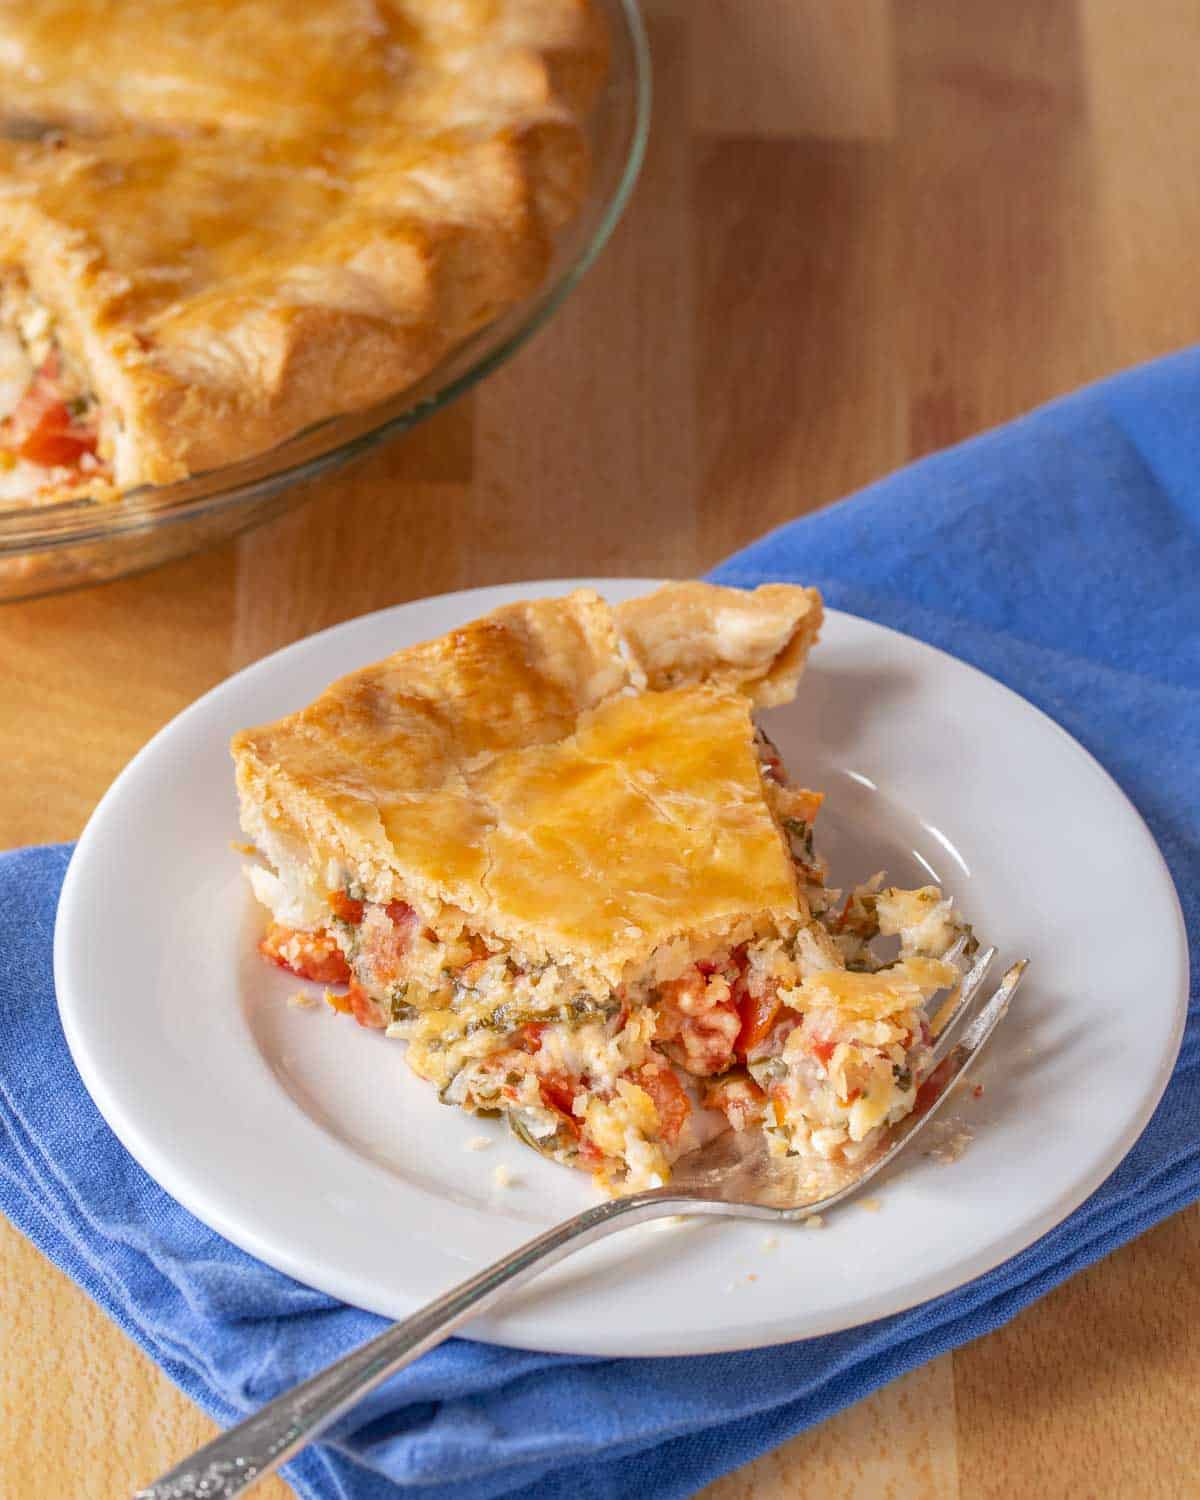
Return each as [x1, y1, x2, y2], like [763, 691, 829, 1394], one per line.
[233, 582, 823, 986]
[0, 0, 605, 489]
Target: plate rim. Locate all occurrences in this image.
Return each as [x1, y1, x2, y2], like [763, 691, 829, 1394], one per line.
[54, 577, 1190, 1355]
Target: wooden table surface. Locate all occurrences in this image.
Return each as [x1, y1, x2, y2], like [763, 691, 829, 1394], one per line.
[3, 2, 1198, 1496]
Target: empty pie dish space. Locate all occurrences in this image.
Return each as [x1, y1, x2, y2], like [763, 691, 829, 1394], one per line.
[0, 0, 650, 602]
[54, 579, 1188, 1356]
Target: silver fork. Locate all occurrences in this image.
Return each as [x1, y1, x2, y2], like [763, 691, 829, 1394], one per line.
[137, 950, 1026, 1500]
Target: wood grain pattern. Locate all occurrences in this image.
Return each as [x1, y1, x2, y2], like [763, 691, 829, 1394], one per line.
[2, 3, 1199, 1496]
[896, 0, 1107, 456]
[0, 1218, 292, 1500]
[705, 1358, 960, 1500]
[694, 136, 901, 552]
[474, 9, 699, 582]
[690, 1, 896, 141]
[1080, 0, 1200, 364]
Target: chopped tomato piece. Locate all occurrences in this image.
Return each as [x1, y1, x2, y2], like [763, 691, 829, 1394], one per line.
[4, 355, 98, 470]
[538, 1073, 582, 1129]
[913, 1057, 954, 1117]
[577, 1134, 607, 1169]
[352, 898, 417, 993]
[703, 1073, 765, 1131]
[328, 890, 364, 925]
[631, 1062, 691, 1144]
[657, 965, 741, 1075]
[735, 989, 781, 1058]
[345, 979, 388, 1030]
[259, 922, 349, 985]
[656, 970, 706, 1015]
[323, 980, 386, 1029]
[14, 412, 97, 469]
[521, 1022, 546, 1051]
[811, 1038, 837, 1068]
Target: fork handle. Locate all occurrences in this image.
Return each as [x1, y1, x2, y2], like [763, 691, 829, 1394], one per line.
[135, 1189, 695, 1499]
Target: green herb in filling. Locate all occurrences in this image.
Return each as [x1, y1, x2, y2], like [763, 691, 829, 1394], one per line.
[390, 984, 417, 1024]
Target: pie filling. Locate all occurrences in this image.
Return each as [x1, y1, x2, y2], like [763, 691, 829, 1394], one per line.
[0, 286, 111, 505]
[249, 741, 973, 1193]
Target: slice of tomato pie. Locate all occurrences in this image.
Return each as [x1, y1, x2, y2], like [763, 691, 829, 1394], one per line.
[232, 583, 971, 1191]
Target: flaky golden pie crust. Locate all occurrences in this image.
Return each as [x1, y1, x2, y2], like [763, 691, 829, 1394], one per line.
[0, 0, 606, 494]
[232, 581, 824, 985]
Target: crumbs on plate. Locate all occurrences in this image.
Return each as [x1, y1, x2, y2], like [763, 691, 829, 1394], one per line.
[464, 1136, 493, 1152]
[924, 1120, 974, 1165]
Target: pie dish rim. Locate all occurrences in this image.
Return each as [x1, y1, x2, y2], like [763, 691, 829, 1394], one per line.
[0, 0, 651, 600]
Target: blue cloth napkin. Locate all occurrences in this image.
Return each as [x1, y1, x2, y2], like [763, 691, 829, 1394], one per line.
[3, 348, 1199, 1499]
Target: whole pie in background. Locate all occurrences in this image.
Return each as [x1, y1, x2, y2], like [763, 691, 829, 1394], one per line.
[0, 0, 606, 506]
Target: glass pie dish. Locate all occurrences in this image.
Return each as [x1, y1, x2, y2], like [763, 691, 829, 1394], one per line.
[0, 0, 650, 603]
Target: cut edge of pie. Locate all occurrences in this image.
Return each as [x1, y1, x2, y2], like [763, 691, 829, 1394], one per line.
[233, 581, 974, 1193]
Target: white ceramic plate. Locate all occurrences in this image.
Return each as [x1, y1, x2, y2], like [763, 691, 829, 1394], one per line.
[55, 580, 1188, 1356]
